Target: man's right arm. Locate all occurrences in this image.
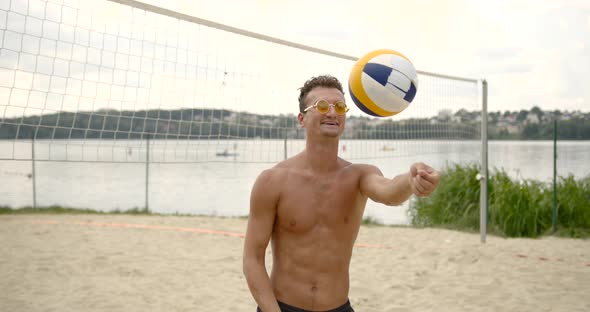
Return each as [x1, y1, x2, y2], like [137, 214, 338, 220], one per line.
[243, 169, 281, 312]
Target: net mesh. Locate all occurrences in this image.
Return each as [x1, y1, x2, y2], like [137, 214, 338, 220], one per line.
[0, 0, 481, 165]
[0, 0, 483, 222]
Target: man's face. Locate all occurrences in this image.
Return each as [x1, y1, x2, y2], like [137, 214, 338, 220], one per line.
[298, 87, 346, 138]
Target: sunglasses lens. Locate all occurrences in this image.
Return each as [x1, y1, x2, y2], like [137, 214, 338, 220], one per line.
[335, 102, 347, 114]
[316, 100, 330, 114]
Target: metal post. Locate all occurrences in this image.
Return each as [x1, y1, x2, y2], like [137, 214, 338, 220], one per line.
[145, 135, 150, 212]
[480, 80, 488, 243]
[31, 134, 37, 209]
[552, 119, 557, 232]
[284, 137, 287, 160]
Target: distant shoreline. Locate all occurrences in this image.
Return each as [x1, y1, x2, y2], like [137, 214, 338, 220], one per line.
[2, 107, 588, 140]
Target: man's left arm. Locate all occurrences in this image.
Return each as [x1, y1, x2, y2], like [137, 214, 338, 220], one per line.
[359, 163, 440, 206]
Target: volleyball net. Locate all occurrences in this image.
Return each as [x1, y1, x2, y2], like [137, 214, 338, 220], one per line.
[0, 0, 483, 164]
[0, 0, 488, 230]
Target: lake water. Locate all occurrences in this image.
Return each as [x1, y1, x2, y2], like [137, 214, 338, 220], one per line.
[1, 140, 588, 225]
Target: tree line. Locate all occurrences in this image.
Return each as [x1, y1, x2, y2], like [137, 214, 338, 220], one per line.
[0, 108, 588, 140]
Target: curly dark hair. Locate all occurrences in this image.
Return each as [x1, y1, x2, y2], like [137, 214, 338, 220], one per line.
[298, 75, 344, 113]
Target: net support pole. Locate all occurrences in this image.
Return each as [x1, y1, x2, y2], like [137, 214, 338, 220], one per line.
[145, 135, 150, 212]
[552, 119, 557, 232]
[479, 80, 489, 243]
[284, 137, 288, 160]
[31, 133, 37, 209]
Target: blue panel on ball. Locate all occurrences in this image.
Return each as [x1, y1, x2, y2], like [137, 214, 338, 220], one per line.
[349, 85, 381, 117]
[403, 82, 417, 102]
[363, 63, 392, 87]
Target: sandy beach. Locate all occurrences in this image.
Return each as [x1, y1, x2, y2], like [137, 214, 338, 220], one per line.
[1, 214, 589, 312]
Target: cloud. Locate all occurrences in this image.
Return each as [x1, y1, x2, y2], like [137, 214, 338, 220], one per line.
[297, 27, 354, 41]
[477, 48, 521, 61]
[2, 0, 588, 119]
[451, 0, 589, 112]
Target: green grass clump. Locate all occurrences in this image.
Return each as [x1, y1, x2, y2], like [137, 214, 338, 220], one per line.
[409, 163, 590, 238]
[361, 215, 383, 226]
[489, 171, 552, 237]
[408, 163, 481, 231]
[555, 175, 590, 237]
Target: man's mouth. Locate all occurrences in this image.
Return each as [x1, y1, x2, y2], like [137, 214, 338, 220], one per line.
[321, 120, 339, 126]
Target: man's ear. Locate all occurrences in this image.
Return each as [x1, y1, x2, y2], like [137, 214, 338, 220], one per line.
[298, 113, 305, 127]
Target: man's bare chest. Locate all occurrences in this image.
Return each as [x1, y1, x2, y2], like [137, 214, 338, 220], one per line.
[276, 172, 363, 232]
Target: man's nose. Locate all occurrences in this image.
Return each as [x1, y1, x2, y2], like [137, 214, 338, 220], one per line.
[325, 105, 337, 116]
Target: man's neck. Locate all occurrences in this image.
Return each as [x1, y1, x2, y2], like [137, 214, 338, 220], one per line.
[304, 137, 340, 173]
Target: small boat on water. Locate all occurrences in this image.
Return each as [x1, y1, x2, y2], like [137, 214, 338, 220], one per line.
[216, 150, 239, 157]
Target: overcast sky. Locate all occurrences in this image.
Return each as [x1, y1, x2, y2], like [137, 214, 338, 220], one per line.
[145, 0, 589, 114]
[1, 0, 588, 119]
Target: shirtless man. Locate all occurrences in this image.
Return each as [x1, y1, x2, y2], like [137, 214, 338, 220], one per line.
[243, 75, 440, 312]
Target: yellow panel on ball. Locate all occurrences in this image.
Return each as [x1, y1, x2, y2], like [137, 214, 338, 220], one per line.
[349, 49, 418, 117]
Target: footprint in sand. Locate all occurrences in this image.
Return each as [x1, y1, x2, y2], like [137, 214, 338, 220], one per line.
[408, 270, 430, 290]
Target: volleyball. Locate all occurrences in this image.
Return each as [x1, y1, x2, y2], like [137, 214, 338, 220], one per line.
[348, 49, 418, 117]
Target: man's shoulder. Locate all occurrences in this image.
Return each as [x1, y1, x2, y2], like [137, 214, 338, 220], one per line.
[273, 153, 306, 170]
[346, 162, 380, 173]
[340, 163, 382, 182]
[256, 160, 294, 181]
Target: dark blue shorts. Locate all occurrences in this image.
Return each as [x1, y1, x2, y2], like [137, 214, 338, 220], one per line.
[257, 299, 354, 312]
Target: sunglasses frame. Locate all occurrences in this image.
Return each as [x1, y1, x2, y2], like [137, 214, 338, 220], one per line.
[303, 99, 349, 115]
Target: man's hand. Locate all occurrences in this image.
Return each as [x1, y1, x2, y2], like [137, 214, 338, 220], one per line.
[409, 162, 440, 196]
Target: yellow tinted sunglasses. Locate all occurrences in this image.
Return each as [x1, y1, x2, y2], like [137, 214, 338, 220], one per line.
[303, 99, 349, 115]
